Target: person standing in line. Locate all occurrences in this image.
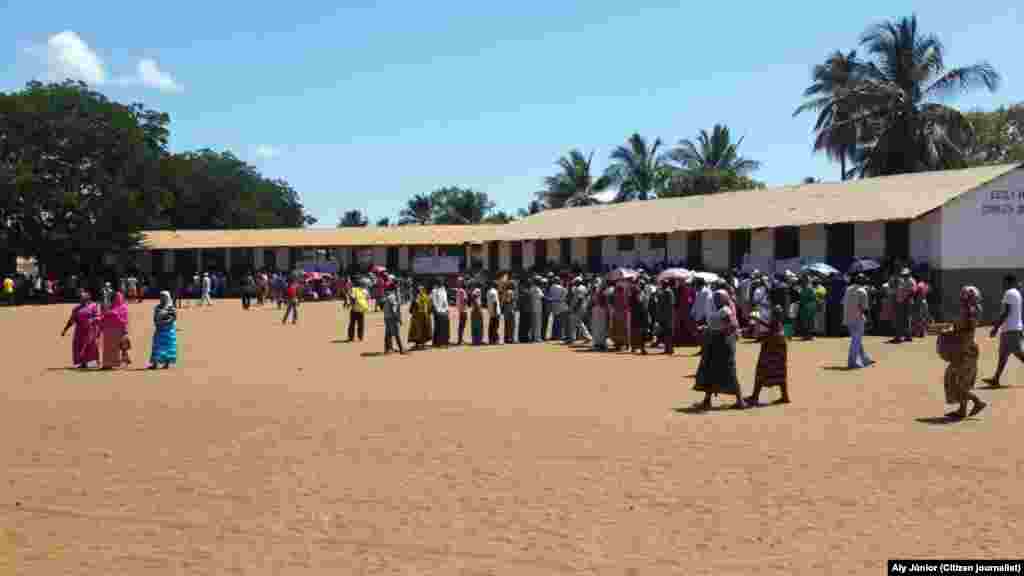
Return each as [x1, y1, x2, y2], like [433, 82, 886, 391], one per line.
[454, 279, 468, 345]
[200, 273, 213, 307]
[530, 280, 544, 342]
[503, 281, 517, 344]
[408, 284, 432, 349]
[2, 274, 14, 306]
[797, 275, 816, 341]
[629, 278, 649, 355]
[431, 280, 450, 347]
[517, 281, 533, 343]
[486, 281, 501, 344]
[241, 273, 256, 310]
[347, 280, 369, 341]
[843, 275, 874, 369]
[281, 277, 300, 324]
[470, 287, 484, 346]
[568, 278, 592, 343]
[889, 267, 915, 343]
[590, 288, 609, 351]
[983, 274, 1024, 387]
[658, 279, 676, 355]
[382, 283, 405, 354]
[547, 278, 567, 341]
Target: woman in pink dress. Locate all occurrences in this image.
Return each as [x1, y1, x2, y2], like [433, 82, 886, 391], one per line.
[61, 290, 101, 369]
[100, 291, 131, 369]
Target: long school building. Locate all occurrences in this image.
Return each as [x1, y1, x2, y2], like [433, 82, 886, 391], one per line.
[135, 164, 1024, 322]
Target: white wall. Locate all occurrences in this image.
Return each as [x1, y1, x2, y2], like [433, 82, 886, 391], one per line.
[910, 209, 942, 268]
[855, 222, 885, 259]
[252, 248, 264, 270]
[703, 230, 729, 270]
[800, 224, 827, 261]
[602, 237, 618, 268]
[940, 169, 1024, 270]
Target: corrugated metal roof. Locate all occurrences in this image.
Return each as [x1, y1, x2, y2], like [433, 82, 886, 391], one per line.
[140, 164, 1020, 249]
[496, 163, 1021, 240]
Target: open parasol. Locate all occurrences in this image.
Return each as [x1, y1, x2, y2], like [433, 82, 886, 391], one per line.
[848, 258, 880, 274]
[657, 268, 692, 282]
[607, 268, 639, 282]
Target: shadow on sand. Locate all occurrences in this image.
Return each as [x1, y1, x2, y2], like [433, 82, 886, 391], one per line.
[673, 404, 737, 415]
[915, 415, 980, 425]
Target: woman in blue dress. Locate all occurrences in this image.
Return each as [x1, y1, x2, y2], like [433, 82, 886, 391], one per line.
[149, 291, 178, 369]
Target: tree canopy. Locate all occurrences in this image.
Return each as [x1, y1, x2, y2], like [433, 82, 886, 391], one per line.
[338, 210, 368, 227]
[0, 80, 314, 274]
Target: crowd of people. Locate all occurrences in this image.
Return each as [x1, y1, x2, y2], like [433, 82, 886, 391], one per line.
[42, 259, 1023, 420]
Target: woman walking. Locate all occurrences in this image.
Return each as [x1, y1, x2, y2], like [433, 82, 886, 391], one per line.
[941, 287, 987, 419]
[747, 305, 790, 405]
[100, 291, 131, 369]
[149, 291, 177, 369]
[61, 290, 101, 369]
[693, 289, 745, 410]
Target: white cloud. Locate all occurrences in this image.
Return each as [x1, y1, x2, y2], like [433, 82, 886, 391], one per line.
[254, 145, 281, 160]
[117, 58, 183, 93]
[43, 30, 105, 85]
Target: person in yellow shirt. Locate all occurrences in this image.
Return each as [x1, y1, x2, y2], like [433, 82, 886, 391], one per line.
[2, 276, 14, 306]
[347, 280, 369, 341]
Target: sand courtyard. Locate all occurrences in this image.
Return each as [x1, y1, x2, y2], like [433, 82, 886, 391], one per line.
[1, 300, 1022, 574]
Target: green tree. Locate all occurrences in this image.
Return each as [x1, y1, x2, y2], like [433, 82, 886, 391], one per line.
[482, 211, 515, 224]
[842, 15, 1000, 176]
[430, 187, 495, 224]
[964, 103, 1024, 166]
[398, 193, 434, 225]
[794, 50, 863, 180]
[663, 124, 762, 196]
[0, 80, 169, 275]
[516, 200, 544, 219]
[338, 210, 368, 227]
[376, 217, 390, 226]
[605, 133, 670, 202]
[539, 149, 611, 208]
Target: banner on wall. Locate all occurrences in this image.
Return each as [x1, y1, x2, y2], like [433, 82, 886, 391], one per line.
[412, 256, 461, 275]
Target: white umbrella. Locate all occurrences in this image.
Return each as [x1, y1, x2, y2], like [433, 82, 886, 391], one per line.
[607, 268, 638, 282]
[692, 271, 720, 284]
[657, 268, 692, 282]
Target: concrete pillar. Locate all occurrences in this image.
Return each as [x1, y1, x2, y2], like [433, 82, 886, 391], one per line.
[571, 238, 587, 267]
[668, 232, 686, 263]
[855, 222, 886, 259]
[195, 249, 203, 273]
[546, 239, 560, 268]
[602, 237, 618, 269]
[223, 248, 232, 273]
[399, 246, 410, 271]
[522, 240, 535, 270]
[703, 230, 729, 271]
[253, 248, 264, 270]
[276, 247, 289, 272]
[163, 251, 174, 274]
[373, 247, 387, 267]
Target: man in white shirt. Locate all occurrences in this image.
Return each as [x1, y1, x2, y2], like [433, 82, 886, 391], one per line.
[486, 282, 501, 344]
[843, 274, 874, 369]
[984, 274, 1023, 387]
[201, 273, 213, 306]
[431, 280, 450, 347]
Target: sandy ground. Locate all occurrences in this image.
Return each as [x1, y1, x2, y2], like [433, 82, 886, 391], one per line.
[1, 299, 1022, 575]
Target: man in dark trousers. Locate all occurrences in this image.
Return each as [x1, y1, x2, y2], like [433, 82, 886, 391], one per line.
[657, 279, 676, 355]
[382, 283, 405, 354]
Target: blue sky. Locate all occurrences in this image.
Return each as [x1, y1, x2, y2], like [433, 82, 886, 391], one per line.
[3, 1, 1021, 227]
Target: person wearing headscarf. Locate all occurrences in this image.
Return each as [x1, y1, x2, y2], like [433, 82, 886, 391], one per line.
[941, 287, 986, 419]
[747, 305, 789, 406]
[591, 287, 610, 351]
[693, 289, 745, 410]
[470, 287, 484, 346]
[61, 289, 101, 369]
[408, 285, 432, 350]
[101, 291, 131, 369]
[149, 291, 177, 369]
[629, 278, 649, 355]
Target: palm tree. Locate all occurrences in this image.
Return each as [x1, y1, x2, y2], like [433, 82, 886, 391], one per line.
[605, 133, 670, 202]
[664, 124, 761, 195]
[376, 217, 390, 227]
[845, 15, 1000, 176]
[430, 187, 495, 224]
[398, 193, 434, 225]
[539, 149, 612, 208]
[338, 210, 368, 227]
[794, 50, 863, 180]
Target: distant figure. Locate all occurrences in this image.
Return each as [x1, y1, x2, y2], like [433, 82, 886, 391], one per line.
[201, 273, 213, 307]
[984, 274, 1024, 387]
[843, 275, 874, 369]
[382, 283, 405, 354]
